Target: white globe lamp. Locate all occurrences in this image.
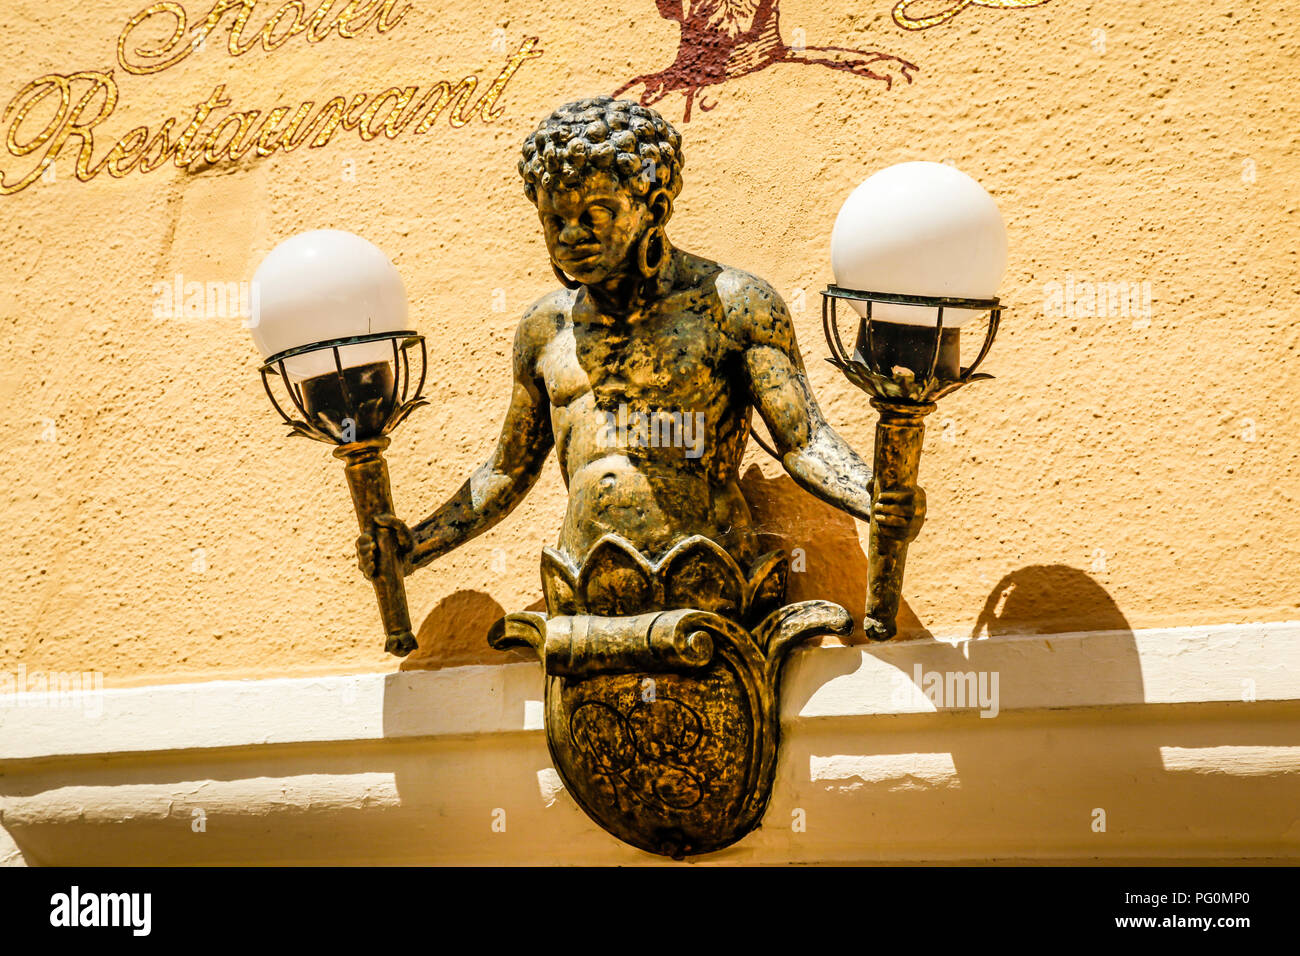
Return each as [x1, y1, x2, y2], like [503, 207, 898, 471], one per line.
[249, 230, 425, 444]
[250, 229, 410, 380]
[830, 161, 1007, 327]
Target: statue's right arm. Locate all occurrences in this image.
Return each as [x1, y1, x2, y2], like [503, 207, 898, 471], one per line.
[360, 296, 560, 578]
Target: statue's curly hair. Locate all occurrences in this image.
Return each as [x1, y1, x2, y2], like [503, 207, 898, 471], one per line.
[518, 96, 684, 205]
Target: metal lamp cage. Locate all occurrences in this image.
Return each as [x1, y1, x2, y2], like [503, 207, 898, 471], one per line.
[258, 330, 429, 444]
[821, 286, 1002, 394]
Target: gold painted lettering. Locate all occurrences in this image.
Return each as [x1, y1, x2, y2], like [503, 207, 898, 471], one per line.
[138, 118, 179, 172]
[892, 0, 1050, 32]
[0, 75, 72, 194]
[304, 0, 342, 42]
[117, 2, 190, 75]
[225, 110, 263, 159]
[334, 0, 385, 39]
[173, 85, 234, 167]
[93, 125, 151, 177]
[4, 75, 71, 158]
[118, 0, 406, 74]
[6, 71, 122, 187]
[264, 103, 317, 152]
[462, 37, 544, 123]
[412, 81, 471, 134]
[223, 0, 264, 56]
[375, 0, 412, 33]
[63, 72, 121, 183]
[1, 28, 548, 193]
[358, 87, 417, 140]
[261, 1, 308, 50]
[202, 110, 262, 162]
[262, 96, 352, 152]
[317, 94, 372, 144]
[252, 105, 294, 155]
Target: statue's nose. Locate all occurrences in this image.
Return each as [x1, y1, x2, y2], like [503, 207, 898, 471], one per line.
[559, 222, 589, 245]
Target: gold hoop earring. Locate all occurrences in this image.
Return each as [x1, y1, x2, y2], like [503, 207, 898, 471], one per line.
[636, 227, 665, 278]
[552, 262, 581, 289]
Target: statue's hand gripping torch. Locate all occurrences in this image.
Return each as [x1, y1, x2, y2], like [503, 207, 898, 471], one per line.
[335, 437, 417, 655]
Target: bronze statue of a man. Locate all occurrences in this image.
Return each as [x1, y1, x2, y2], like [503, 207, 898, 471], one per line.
[356, 96, 922, 857]
[359, 95, 918, 597]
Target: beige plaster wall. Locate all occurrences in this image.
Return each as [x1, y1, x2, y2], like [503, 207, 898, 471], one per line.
[0, 0, 1296, 686]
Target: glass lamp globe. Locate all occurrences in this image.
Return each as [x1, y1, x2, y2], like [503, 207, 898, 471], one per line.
[250, 230, 410, 442]
[250, 229, 408, 376]
[830, 161, 1008, 327]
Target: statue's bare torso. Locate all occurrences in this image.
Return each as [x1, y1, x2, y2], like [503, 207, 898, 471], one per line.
[532, 250, 759, 565]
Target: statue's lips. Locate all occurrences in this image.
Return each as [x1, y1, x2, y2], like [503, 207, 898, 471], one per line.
[556, 250, 601, 269]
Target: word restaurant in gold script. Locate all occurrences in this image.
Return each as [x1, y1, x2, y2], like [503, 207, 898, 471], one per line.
[0, 1, 543, 195]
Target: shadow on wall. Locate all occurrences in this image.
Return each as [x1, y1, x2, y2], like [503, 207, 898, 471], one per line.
[972, 564, 1133, 637]
[781, 565, 1145, 720]
[779, 565, 1149, 722]
[742, 467, 1139, 641]
[775, 565, 1157, 859]
[400, 589, 535, 671]
[740, 464, 931, 642]
[945, 564, 1146, 710]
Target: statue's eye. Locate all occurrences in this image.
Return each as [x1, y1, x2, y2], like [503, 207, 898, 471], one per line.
[584, 206, 612, 227]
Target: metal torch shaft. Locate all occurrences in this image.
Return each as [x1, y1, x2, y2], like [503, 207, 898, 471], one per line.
[864, 399, 935, 641]
[333, 436, 417, 657]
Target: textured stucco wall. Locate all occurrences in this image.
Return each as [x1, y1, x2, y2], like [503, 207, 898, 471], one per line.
[0, 0, 1296, 685]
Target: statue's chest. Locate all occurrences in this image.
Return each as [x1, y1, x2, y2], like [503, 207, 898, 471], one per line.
[566, 308, 729, 409]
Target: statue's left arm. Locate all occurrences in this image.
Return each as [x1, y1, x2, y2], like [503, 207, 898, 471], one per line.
[402, 300, 558, 570]
[357, 296, 559, 581]
[730, 271, 922, 533]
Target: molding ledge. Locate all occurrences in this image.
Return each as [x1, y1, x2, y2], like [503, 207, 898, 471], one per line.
[2, 621, 1299, 865]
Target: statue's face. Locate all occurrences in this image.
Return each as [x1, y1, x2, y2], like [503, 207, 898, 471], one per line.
[537, 171, 652, 285]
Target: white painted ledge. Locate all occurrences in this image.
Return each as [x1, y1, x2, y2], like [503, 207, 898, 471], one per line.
[2, 621, 1299, 865]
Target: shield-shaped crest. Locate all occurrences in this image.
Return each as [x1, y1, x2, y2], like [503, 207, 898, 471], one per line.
[491, 600, 851, 857]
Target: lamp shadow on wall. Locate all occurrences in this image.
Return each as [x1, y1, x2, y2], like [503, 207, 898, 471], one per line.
[971, 564, 1132, 639]
[773, 564, 1160, 860]
[399, 589, 536, 670]
[740, 463, 932, 642]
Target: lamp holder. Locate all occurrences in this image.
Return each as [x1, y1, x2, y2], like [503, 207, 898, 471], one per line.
[258, 331, 429, 444]
[257, 329, 429, 657]
[821, 286, 1003, 640]
[821, 286, 1000, 404]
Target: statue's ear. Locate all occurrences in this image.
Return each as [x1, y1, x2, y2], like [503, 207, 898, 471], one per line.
[646, 188, 673, 228]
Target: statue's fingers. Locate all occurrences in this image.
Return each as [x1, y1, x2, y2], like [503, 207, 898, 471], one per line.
[356, 534, 375, 572]
[395, 524, 414, 553]
[372, 514, 413, 553]
[873, 494, 915, 509]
